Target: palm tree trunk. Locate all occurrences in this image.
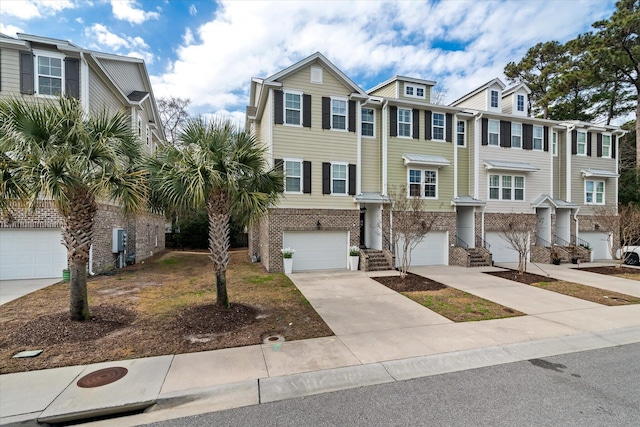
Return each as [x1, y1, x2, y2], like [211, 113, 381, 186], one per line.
[63, 190, 97, 321]
[207, 191, 231, 308]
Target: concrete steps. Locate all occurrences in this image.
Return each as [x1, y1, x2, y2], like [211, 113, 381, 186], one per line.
[467, 248, 492, 267]
[362, 249, 393, 272]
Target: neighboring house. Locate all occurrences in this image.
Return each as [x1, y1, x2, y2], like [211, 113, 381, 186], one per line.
[0, 33, 166, 280]
[246, 52, 624, 273]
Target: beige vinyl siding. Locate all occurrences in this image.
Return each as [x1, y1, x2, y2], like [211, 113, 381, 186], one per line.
[453, 92, 485, 110]
[0, 47, 20, 95]
[361, 108, 381, 192]
[399, 81, 431, 103]
[570, 155, 617, 214]
[553, 131, 567, 200]
[502, 95, 513, 115]
[88, 71, 124, 114]
[480, 146, 551, 214]
[272, 63, 357, 209]
[369, 81, 396, 98]
[98, 59, 144, 96]
[468, 118, 477, 197]
[457, 145, 470, 196]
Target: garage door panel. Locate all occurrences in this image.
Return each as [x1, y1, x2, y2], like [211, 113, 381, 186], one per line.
[486, 231, 524, 263]
[396, 231, 448, 267]
[0, 229, 67, 280]
[579, 231, 611, 260]
[283, 231, 348, 272]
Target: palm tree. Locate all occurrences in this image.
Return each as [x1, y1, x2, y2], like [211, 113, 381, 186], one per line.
[0, 96, 148, 321]
[148, 117, 283, 308]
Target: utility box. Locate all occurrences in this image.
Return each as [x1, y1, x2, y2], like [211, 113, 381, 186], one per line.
[112, 228, 127, 253]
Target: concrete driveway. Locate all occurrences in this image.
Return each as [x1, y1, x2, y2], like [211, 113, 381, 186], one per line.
[0, 278, 61, 305]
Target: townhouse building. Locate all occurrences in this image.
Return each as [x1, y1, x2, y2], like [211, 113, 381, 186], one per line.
[0, 33, 166, 280]
[246, 52, 623, 273]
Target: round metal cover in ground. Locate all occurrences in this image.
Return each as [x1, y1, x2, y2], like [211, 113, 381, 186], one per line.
[77, 367, 128, 388]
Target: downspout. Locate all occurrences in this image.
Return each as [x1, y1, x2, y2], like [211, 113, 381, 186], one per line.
[88, 244, 95, 276]
[573, 207, 580, 244]
[269, 88, 274, 166]
[549, 126, 553, 196]
[79, 52, 90, 111]
[382, 100, 389, 196]
[474, 112, 483, 199]
[356, 99, 362, 195]
[565, 124, 575, 202]
[453, 112, 458, 198]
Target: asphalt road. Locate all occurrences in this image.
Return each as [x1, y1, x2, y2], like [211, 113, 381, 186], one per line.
[145, 343, 640, 427]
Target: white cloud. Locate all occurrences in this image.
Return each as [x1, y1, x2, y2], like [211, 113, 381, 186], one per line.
[84, 23, 154, 63]
[0, 0, 74, 19]
[110, 0, 159, 24]
[152, 0, 614, 116]
[189, 4, 197, 16]
[0, 24, 24, 37]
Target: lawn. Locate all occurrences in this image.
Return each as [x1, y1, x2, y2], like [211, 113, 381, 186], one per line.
[531, 281, 640, 306]
[0, 250, 332, 374]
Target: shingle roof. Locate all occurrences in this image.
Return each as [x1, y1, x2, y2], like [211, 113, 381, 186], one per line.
[127, 91, 149, 102]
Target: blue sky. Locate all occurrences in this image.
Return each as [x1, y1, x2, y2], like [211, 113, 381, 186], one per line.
[2, 0, 617, 124]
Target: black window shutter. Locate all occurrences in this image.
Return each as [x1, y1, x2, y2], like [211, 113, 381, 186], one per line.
[571, 130, 577, 155]
[597, 133, 603, 157]
[445, 113, 453, 142]
[303, 161, 312, 193]
[390, 106, 397, 137]
[348, 164, 356, 195]
[274, 158, 283, 172]
[322, 162, 331, 194]
[500, 120, 511, 147]
[19, 50, 34, 95]
[523, 124, 533, 150]
[274, 90, 284, 124]
[425, 110, 432, 140]
[543, 126, 549, 152]
[587, 132, 592, 157]
[348, 100, 356, 132]
[322, 97, 331, 129]
[612, 136, 617, 158]
[481, 118, 488, 146]
[64, 58, 80, 99]
[303, 94, 311, 128]
[412, 109, 419, 139]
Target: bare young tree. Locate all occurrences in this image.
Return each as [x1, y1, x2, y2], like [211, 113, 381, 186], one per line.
[158, 97, 190, 145]
[389, 186, 440, 279]
[430, 88, 448, 105]
[593, 203, 640, 266]
[499, 216, 532, 274]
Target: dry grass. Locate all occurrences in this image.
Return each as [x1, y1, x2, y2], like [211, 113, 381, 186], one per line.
[0, 250, 332, 374]
[531, 281, 640, 306]
[612, 273, 640, 282]
[401, 288, 525, 322]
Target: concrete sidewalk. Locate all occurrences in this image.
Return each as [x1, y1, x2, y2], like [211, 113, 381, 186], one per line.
[2, 268, 640, 426]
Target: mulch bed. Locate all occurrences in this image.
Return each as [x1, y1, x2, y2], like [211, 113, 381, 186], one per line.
[486, 270, 558, 285]
[573, 266, 640, 275]
[372, 272, 447, 292]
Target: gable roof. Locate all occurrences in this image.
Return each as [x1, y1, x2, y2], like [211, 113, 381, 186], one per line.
[367, 75, 436, 94]
[450, 78, 506, 106]
[503, 83, 532, 97]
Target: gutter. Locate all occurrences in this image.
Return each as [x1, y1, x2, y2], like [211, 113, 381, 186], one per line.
[88, 245, 95, 276]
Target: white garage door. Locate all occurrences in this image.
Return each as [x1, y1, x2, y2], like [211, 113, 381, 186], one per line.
[282, 231, 348, 271]
[0, 228, 67, 280]
[485, 231, 528, 263]
[396, 231, 448, 267]
[579, 231, 611, 260]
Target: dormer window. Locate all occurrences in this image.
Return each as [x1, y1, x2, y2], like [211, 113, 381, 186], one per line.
[405, 83, 426, 100]
[516, 94, 525, 112]
[490, 90, 499, 108]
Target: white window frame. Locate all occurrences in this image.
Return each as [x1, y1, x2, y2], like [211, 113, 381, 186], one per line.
[511, 123, 522, 149]
[331, 162, 348, 195]
[602, 134, 611, 158]
[516, 94, 525, 112]
[577, 131, 587, 155]
[405, 83, 426, 99]
[585, 180, 605, 205]
[284, 90, 302, 127]
[284, 158, 303, 194]
[533, 125, 543, 150]
[456, 120, 466, 147]
[490, 89, 499, 108]
[331, 97, 348, 131]
[408, 168, 438, 199]
[488, 174, 525, 201]
[33, 50, 65, 98]
[398, 108, 412, 138]
[432, 112, 445, 141]
[362, 107, 375, 138]
[552, 131, 558, 156]
[488, 119, 499, 146]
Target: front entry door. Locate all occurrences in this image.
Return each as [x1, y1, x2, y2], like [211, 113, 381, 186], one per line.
[360, 209, 366, 247]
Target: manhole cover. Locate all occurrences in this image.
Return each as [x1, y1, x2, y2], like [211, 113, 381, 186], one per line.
[77, 367, 128, 388]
